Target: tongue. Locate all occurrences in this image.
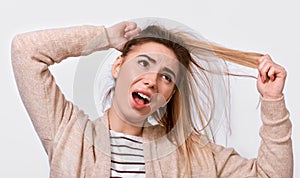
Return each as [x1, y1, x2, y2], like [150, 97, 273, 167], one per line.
[134, 97, 145, 105]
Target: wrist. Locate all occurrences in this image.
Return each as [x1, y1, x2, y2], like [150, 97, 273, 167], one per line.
[261, 93, 284, 100]
[104, 27, 112, 48]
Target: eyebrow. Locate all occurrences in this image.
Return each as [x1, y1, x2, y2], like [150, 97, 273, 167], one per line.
[163, 67, 176, 79]
[138, 54, 176, 79]
[138, 54, 157, 64]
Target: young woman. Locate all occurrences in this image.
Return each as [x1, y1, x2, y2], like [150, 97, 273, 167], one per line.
[12, 20, 293, 177]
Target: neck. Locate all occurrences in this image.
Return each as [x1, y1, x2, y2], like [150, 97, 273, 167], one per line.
[108, 108, 144, 137]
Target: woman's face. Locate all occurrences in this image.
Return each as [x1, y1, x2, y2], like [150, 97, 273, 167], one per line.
[111, 42, 180, 125]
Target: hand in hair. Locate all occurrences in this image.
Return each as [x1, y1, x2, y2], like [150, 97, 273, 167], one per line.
[105, 21, 141, 51]
[257, 54, 287, 99]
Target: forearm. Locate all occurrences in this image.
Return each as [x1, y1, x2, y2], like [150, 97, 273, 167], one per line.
[11, 25, 110, 152]
[12, 25, 110, 63]
[257, 96, 293, 177]
[212, 96, 293, 177]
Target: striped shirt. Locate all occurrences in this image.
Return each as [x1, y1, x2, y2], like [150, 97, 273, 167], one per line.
[110, 130, 145, 178]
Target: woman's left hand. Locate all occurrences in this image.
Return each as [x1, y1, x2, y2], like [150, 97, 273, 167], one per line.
[257, 54, 287, 99]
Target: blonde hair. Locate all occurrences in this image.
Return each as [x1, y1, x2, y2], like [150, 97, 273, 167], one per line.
[121, 25, 263, 176]
[174, 31, 263, 176]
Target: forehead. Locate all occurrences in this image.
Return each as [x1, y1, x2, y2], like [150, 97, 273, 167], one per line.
[126, 41, 178, 61]
[123, 41, 181, 77]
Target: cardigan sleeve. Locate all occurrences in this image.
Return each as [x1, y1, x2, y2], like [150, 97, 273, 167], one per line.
[11, 25, 110, 155]
[212, 96, 293, 178]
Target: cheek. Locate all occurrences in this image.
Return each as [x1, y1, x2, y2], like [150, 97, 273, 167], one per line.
[119, 59, 147, 80]
[115, 70, 135, 97]
[117, 63, 140, 83]
[159, 83, 175, 100]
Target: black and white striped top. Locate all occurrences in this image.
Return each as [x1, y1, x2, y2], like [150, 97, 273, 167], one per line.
[110, 130, 145, 178]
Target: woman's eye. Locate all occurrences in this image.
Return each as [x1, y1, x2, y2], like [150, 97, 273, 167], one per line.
[162, 74, 172, 83]
[138, 60, 149, 67]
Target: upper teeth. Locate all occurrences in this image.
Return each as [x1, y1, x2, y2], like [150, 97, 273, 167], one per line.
[137, 92, 150, 101]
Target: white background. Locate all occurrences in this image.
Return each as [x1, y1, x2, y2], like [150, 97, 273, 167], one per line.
[1, 0, 299, 177]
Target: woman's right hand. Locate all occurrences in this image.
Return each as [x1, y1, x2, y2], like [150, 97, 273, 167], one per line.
[106, 21, 141, 51]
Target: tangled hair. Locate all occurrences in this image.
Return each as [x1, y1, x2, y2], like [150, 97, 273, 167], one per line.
[121, 25, 191, 132]
[120, 25, 263, 176]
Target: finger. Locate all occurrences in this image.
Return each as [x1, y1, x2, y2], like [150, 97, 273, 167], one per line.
[258, 54, 272, 63]
[271, 64, 287, 80]
[124, 22, 137, 32]
[261, 65, 271, 82]
[258, 60, 271, 82]
[124, 27, 141, 38]
[258, 54, 272, 69]
[258, 54, 278, 82]
[260, 60, 286, 83]
[267, 67, 276, 81]
[258, 55, 272, 69]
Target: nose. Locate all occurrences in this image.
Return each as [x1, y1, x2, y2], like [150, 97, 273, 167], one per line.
[143, 73, 158, 90]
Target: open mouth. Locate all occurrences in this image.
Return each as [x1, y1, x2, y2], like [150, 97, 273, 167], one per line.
[132, 92, 150, 105]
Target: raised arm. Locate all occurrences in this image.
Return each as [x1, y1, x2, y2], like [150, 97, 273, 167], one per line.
[212, 55, 293, 177]
[256, 54, 293, 177]
[11, 22, 140, 154]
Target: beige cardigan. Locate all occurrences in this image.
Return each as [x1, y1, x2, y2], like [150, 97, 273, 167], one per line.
[11, 25, 293, 178]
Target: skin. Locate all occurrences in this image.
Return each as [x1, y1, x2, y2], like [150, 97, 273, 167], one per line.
[105, 21, 287, 136]
[109, 42, 179, 136]
[257, 54, 286, 99]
